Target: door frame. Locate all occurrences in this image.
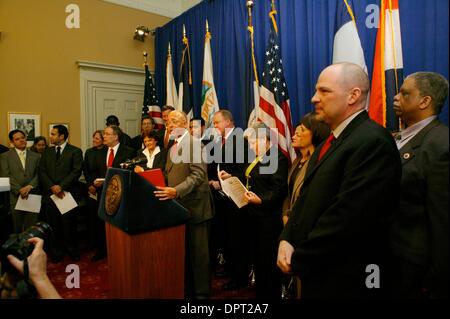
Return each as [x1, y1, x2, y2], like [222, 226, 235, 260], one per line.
[78, 60, 146, 151]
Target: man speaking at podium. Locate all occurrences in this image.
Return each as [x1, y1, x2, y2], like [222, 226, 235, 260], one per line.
[154, 110, 214, 299]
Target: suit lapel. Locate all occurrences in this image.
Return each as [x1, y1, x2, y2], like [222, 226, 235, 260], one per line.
[11, 150, 25, 172]
[304, 112, 369, 184]
[291, 160, 308, 207]
[399, 119, 440, 165]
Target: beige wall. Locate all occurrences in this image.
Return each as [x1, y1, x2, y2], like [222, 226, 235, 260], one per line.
[0, 0, 170, 147]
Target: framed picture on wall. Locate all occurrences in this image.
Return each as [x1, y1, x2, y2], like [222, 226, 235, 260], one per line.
[8, 112, 41, 147]
[48, 123, 70, 145]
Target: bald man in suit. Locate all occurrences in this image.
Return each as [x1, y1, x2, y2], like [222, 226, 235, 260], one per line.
[278, 63, 402, 298]
[154, 110, 214, 299]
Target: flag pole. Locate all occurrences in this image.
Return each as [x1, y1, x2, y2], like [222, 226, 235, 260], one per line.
[269, 0, 278, 34]
[182, 24, 192, 85]
[246, 0, 259, 85]
[143, 51, 148, 66]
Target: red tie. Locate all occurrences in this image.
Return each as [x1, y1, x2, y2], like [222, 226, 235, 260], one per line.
[107, 148, 114, 167]
[318, 134, 335, 161]
[221, 136, 226, 146]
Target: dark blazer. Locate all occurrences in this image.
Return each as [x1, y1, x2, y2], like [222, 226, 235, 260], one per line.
[130, 135, 144, 152]
[136, 147, 167, 171]
[391, 119, 449, 297]
[0, 144, 9, 154]
[39, 143, 83, 202]
[280, 112, 402, 298]
[83, 145, 106, 187]
[119, 132, 132, 147]
[246, 148, 288, 218]
[96, 144, 136, 178]
[157, 128, 175, 149]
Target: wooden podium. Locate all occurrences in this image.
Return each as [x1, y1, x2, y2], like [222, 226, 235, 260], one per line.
[98, 168, 190, 298]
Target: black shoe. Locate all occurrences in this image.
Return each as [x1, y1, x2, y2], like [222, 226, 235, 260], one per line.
[215, 270, 226, 277]
[222, 280, 246, 291]
[91, 251, 106, 262]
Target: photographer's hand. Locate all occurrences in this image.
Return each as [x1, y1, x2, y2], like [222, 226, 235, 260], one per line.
[7, 237, 61, 299]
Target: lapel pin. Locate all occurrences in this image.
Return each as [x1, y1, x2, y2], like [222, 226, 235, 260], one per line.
[403, 153, 411, 160]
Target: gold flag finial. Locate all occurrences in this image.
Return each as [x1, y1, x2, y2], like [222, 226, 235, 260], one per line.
[143, 51, 148, 65]
[168, 42, 171, 55]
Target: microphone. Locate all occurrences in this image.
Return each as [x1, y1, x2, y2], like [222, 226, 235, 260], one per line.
[120, 156, 148, 169]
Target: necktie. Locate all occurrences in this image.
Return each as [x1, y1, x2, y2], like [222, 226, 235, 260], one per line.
[164, 131, 170, 148]
[19, 151, 26, 169]
[107, 148, 115, 167]
[318, 134, 335, 161]
[221, 136, 226, 146]
[56, 146, 61, 161]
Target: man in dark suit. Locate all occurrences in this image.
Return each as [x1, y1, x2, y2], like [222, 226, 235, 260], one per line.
[212, 110, 250, 290]
[90, 125, 136, 260]
[154, 110, 214, 299]
[0, 144, 9, 154]
[390, 72, 449, 298]
[158, 105, 176, 149]
[277, 63, 402, 299]
[106, 115, 132, 147]
[39, 125, 83, 261]
[0, 129, 40, 233]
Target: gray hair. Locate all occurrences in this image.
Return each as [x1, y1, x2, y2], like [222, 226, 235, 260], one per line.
[409, 72, 449, 114]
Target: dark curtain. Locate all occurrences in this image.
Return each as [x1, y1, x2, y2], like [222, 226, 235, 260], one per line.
[155, 0, 449, 129]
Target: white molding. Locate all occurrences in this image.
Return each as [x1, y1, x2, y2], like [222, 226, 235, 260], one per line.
[77, 60, 146, 74]
[101, 0, 201, 19]
[78, 62, 146, 151]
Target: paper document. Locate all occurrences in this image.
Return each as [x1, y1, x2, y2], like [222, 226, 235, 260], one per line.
[94, 178, 105, 184]
[50, 191, 78, 215]
[217, 164, 248, 209]
[15, 194, 42, 213]
[0, 178, 10, 192]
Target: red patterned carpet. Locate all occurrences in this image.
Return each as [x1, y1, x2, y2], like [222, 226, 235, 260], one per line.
[47, 250, 255, 299]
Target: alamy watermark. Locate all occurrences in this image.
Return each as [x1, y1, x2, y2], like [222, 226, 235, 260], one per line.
[169, 126, 280, 175]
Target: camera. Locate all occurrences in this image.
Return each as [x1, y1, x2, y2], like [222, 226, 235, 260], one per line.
[0, 222, 52, 298]
[1, 222, 52, 268]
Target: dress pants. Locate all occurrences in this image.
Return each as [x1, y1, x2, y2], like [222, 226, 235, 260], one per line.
[185, 221, 211, 299]
[45, 199, 79, 258]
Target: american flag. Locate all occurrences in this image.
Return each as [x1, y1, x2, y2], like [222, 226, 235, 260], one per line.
[258, 17, 296, 163]
[143, 64, 164, 129]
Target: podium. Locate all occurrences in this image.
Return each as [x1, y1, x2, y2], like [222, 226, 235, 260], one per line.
[98, 168, 190, 298]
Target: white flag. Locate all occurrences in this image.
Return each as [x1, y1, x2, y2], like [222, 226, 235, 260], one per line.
[200, 20, 220, 128]
[166, 42, 178, 110]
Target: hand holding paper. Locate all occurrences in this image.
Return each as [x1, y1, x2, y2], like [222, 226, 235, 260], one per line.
[50, 191, 78, 215]
[15, 195, 42, 213]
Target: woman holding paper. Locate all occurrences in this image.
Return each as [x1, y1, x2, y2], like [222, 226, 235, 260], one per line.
[220, 122, 288, 299]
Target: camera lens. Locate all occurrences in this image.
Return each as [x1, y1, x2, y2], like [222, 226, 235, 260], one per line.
[23, 222, 52, 241]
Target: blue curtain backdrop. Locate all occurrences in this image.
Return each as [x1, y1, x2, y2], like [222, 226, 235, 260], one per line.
[155, 0, 449, 129]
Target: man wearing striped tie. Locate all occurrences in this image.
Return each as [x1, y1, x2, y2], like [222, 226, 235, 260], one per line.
[0, 129, 40, 233]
